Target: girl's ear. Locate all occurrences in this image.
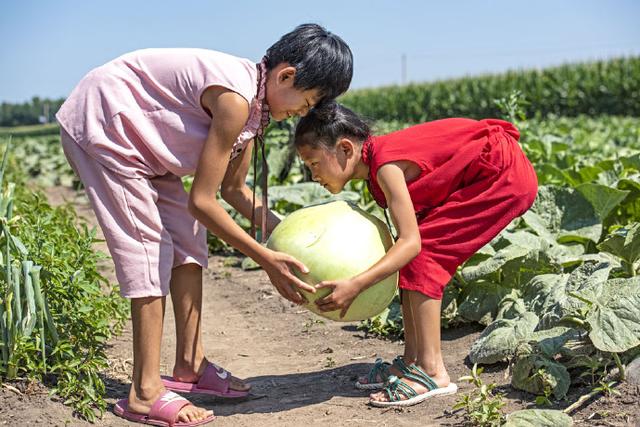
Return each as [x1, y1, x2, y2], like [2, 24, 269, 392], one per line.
[337, 138, 355, 158]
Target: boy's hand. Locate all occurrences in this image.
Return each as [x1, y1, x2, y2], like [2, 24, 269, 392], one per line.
[262, 250, 315, 304]
[314, 279, 362, 319]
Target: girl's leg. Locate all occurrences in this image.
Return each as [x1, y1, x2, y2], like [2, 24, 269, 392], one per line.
[358, 293, 418, 385]
[370, 290, 450, 402]
[400, 290, 418, 363]
[127, 296, 212, 422]
[411, 290, 449, 385]
[170, 263, 250, 391]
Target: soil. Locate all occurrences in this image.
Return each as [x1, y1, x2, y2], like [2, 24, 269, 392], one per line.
[1, 186, 639, 427]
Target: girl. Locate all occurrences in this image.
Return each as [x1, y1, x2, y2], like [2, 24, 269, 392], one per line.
[294, 101, 537, 407]
[56, 24, 352, 425]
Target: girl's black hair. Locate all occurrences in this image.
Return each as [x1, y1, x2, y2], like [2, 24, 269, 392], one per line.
[294, 101, 371, 150]
[266, 23, 353, 101]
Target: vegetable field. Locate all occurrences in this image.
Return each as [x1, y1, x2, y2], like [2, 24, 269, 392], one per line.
[1, 57, 639, 426]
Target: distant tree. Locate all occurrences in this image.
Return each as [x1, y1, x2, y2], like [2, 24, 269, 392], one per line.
[0, 97, 65, 126]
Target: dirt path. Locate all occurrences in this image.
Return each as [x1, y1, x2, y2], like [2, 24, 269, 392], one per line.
[1, 186, 639, 426]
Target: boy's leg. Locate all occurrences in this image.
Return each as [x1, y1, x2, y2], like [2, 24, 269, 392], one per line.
[127, 298, 165, 408]
[127, 296, 212, 422]
[150, 173, 249, 391]
[370, 290, 450, 402]
[169, 263, 250, 391]
[60, 133, 212, 421]
[170, 264, 205, 379]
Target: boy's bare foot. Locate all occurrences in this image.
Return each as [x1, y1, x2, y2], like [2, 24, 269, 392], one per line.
[173, 357, 251, 392]
[127, 384, 213, 423]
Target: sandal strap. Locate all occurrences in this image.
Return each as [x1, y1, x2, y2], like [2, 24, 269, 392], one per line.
[383, 375, 419, 402]
[366, 355, 415, 385]
[368, 358, 391, 383]
[198, 362, 231, 393]
[149, 391, 191, 426]
[405, 364, 439, 390]
[391, 356, 413, 376]
[402, 371, 438, 391]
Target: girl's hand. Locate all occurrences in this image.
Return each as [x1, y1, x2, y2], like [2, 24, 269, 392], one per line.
[262, 250, 315, 304]
[314, 279, 362, 319]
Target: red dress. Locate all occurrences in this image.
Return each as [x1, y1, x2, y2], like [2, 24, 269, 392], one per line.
[362, 118, 538, 299]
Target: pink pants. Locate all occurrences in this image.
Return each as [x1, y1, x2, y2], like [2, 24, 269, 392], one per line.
[60, 128, 208, 298]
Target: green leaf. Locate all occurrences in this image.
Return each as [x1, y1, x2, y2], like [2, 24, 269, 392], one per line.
[620, 153, 640, 171]
[580, 277, 640, 352]
[598, 222, 640, 267]
[537, 163, 570, 186]
[469, 311, 538, 364]
[522, 274, 569, 318]
[266, 143, 294, 183]
[529, 327, 583, 358]
[241, 257, 261, 271]
[496, 290, 528, 320]
[524, 185, 602, 244]
[575, 183, 629, 221]
[511, 353, 570, 399]
[536, 260, 613, 328]
[504, 409, 573, 427]
[268, 183, 360, 209]
[618, 175, 640, 193]
[461, 245, 530, 282]
[440, 285, 460, 325]
[458, 282, 512, 325]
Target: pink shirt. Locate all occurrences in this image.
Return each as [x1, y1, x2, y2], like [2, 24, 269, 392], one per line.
[56, 48, 262, 178]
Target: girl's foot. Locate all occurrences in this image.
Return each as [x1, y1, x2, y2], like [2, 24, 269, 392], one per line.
[369, 363, 453, 405]
[173, 357, 251, 393]
[125, 385, 213, 423]
[356, 356, 415, 388]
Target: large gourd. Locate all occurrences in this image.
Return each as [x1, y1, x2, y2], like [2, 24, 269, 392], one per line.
[267, 201, 398, 322]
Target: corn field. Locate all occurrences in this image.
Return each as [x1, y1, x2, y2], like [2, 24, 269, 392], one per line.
[341, 57, 640, 122]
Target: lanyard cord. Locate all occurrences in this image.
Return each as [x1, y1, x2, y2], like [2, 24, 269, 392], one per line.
[250, 134, 268, 243]
[366, 175, 398, 242]
[383, 208, 398, 242]
[248, 58, 270, 244]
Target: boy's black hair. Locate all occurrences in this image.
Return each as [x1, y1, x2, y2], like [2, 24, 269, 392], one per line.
[294, 100, 371, 150]
[266, 23, 353, 101]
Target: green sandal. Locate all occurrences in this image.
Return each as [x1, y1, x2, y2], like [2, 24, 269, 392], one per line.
[368, 364, 458, 407]
[354, 356, 410, 390]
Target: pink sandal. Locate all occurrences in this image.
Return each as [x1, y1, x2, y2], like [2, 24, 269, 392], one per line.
[161, 362, 250, 398]
[113, 390, 214, 426]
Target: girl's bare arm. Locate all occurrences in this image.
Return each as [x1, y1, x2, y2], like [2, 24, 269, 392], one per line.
[351, 162, 422, 290]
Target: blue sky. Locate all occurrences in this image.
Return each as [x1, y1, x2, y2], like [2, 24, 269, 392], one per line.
[1, 0, 639, 103]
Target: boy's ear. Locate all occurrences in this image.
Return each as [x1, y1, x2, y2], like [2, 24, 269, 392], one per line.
[278, 66, 297, 85]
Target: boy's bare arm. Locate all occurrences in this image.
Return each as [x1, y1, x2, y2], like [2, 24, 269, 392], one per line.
[190, 85, 313, 303]
[189, 85, 267, 262]
[219, 138, 280, 234]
